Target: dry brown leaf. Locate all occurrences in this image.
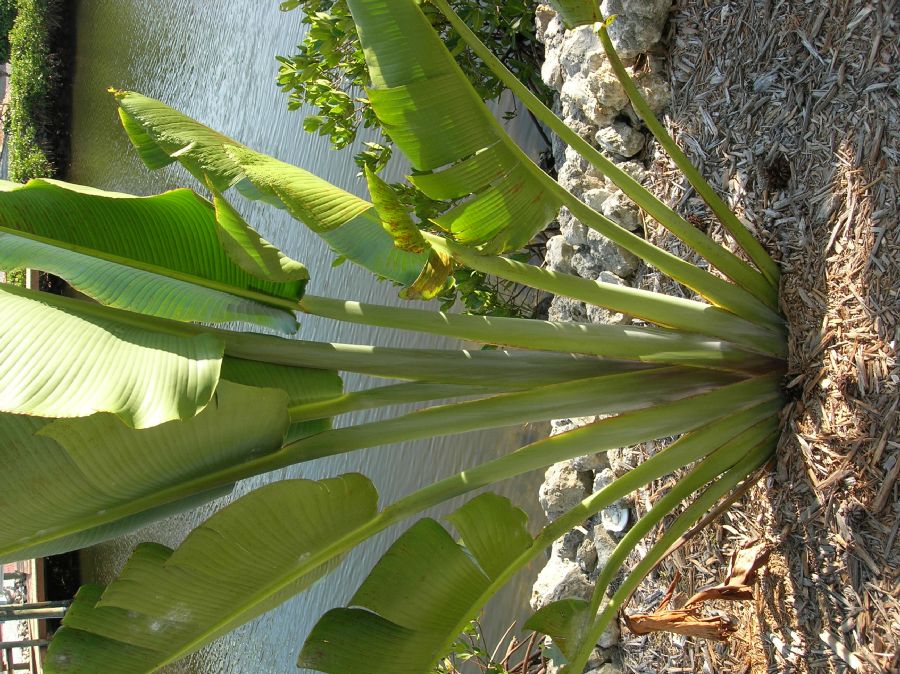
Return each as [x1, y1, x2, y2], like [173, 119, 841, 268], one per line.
[623, 540, 770, 641]
[684, 539, 770, 607]
[624, 608, 737, 641]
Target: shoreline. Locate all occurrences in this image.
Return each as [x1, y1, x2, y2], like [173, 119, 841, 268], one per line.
[1, 0, 75, 182]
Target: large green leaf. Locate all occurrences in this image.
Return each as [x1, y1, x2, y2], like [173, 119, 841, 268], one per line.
[0, 179, 305, 332]
[298, 493, 533, 674]
[0, 380, 290, 562]
[219, 356, 342, 442]
[0, 284, 222, 428]
[546, 0, 602, 28]
[348, 0, 563, 254]
[44, 475, 379, 674]
[114, 91, 429, 286]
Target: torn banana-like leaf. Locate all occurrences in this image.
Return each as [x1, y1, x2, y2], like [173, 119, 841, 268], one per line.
[399, 249, 453, 301]
[364, 166, 427, 253]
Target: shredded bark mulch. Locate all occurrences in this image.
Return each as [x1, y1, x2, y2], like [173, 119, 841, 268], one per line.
[622, 1, 898, 672]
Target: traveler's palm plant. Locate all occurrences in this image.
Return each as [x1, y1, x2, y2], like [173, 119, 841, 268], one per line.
[0, 1, 785, 672]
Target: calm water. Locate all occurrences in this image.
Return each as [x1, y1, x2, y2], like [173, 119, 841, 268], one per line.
[70, 1, 548, 672]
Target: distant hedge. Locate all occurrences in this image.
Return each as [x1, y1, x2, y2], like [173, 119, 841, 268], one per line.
[0, 0, 16, 63]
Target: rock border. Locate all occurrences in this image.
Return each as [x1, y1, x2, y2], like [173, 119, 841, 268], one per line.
[530, 4, 672, 673]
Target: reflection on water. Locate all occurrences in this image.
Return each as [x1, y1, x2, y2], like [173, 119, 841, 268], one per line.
[72, 1, 549, 671]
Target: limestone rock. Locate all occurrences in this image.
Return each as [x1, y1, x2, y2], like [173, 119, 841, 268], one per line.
[593, 469, 631, 533]
[545, 235, 575, 274]
[560, 215, 590, 246]
[535, 4, 560, 44]
[583, 233, 641, 278]
[586, 272, 629, 325]
[617, 160, 648, 183]
[576, 536, 599, 573]
[597, 619, 622, 650]
[570, 451, 609, 472]
[595, 121, 646, 158]
[530, 555, 595, 611]
[594, 526, 618, 569]
[587, 660, 625, 674]
[600, 0, 671, 62]
[583, 187, 612, 213]
[539, 462, 591, 521]
[632, 70, 672, 114]
[542, 48, 563, 89]
[548, 295, 588, 323]
[600, 192, 643, 231]
[551, 527, 586, 561]
[551, 416, 598, 435]
[590, 61, 630, 114]
[559, 26, 606, 78]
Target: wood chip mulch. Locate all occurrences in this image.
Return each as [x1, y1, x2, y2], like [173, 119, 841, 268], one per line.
[621, 1, 898, 672]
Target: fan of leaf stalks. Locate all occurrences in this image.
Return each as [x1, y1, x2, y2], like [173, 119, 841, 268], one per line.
[0, 1, 786, 672]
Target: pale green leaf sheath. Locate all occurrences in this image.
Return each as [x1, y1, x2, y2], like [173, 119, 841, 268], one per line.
[0, 179, 304, 332]
[0, 285, 222, 427]
[44, 475, 379, 674]
[429, 0, 780, 311]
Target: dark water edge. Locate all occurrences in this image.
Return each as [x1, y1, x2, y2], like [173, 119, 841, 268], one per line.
[41, 0, 77, 179]
[3, 0, 77, 180]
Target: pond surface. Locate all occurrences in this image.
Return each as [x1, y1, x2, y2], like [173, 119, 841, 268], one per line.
[70, 1, 548, 671]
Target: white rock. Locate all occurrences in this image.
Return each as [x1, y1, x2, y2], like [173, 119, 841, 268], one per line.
[545, 235, 574, 274]
[539, 462, 591, 521]
[576, 536, 599, 573]
[570, 451, 609, 472]
[600, 0, 671, 62]
[601, 504, 630, 533]
[548, 295, 588, 323]
[535, 4, 559, 44]
[600, 192, 643, 231]
[632, 70, 672, 114]
[595, 121, 646, 158]
[551, 527, 586, 561]
[541, 49, 563, 89]
[560, 216, 590, 246]
[559, 26, 605, 78]
[530, 556, 595, 611]
[597, 618, 622, 649]
[583, 233, 641, 277]
[583, 187, 612, 212]
[589, 61, 630, 113]
[593, 469, 631, 533]
[551, 416, 598, 435]
[586, 274, 629, 324]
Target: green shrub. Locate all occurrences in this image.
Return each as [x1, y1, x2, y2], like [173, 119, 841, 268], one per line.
[5, 0, 56, 181]
[0, 0, 17, 63]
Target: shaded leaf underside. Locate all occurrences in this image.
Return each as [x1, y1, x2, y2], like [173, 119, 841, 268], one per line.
[0, 285, 223, 428]
[115, 92, 428, 286]
[299, 493, 532, 674]
[45, 475, 379, 674]
[0, 179, 305, 332]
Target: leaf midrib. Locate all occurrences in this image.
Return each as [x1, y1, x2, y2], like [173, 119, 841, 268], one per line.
[0, 225, 299, 313]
